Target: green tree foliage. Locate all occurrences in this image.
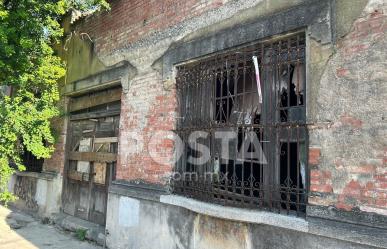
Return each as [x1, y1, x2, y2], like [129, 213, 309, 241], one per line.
[0, 0, 108, 203]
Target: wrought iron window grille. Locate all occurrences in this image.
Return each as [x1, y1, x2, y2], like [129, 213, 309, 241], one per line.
[173, 32, 308, 216]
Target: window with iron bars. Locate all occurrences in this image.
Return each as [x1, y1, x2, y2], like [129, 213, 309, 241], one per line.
[173, 32, 308, 216]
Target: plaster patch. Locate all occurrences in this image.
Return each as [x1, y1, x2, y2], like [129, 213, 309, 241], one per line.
[118, 196, 140, 227]
[35, 179, 47, 206]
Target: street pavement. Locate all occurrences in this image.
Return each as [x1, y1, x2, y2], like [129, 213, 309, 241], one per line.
[0, 205, 102, 249]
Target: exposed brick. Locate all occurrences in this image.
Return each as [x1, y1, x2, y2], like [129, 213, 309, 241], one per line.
[343, 44, 370, 57]
[339, 114, 363, 128]
[333, 158, 345, 170]
[335, 202, 354, 212]
[375, 174, 387, 182]
[365, 182, 375, 190]
[310, 169, 333, 194]
[376, 182, 387, 189]
[349, 164, 376, 174]
[336, 68, 349, 77]
[311, 169, 332, 180]
[115, 72, 177, 185]
[351, 10, 386, 39]
[308, 148, 321, 166]
[74, 0, 226, 55]
[310, 184, 333, 193]
[375, 199, 387, 208]
[342, 180, 362, 197]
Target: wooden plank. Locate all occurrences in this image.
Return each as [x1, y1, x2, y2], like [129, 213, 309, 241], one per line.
[68, 170, 90, 182]
[94, 137, 118, 143]
[94, 131, 116, 138]
[70, 110, 121, 121]
[93, 162, 106, 185]
[68, 152, 117, 163]
[87, 162, 94, 221]
[69, 88, 122, 112]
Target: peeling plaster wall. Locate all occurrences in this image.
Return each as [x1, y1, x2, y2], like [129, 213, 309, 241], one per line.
[308, 0, 387, 215]
[62, 34, 106, 84]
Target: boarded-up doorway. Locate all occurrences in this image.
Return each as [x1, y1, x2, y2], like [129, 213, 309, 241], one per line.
[62, 87, 121, 226]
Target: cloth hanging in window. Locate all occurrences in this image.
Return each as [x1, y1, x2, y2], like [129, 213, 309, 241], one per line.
[252, 56, 263, 104]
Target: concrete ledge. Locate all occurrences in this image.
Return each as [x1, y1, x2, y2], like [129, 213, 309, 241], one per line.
[14, 171, 58, 181]
[160, 195, 387, 248]
[160, 194, 309, 232]
[307, 205, 387, 230]
[109, 181, 168, 202]
[308, 217, 387, 249]
[62, 61, 136, 96]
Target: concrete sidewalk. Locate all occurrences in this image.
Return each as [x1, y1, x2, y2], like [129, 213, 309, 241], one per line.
[0, 205, 102, 249]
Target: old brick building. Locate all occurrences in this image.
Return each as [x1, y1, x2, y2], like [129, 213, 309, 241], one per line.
[8, 0, 387, 248]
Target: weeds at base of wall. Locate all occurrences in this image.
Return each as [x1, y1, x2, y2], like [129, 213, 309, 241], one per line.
[75, 228, 88, 241]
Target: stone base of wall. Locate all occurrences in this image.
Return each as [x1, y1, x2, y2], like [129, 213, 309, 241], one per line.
[8, 171, 63, 219]
[105, 184, 387, 249]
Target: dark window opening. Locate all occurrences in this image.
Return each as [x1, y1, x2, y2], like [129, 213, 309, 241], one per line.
[173, 32, 307, 216]
[22, 150, 44, 173]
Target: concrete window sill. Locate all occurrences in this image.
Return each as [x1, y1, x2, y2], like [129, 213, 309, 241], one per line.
[160, 194, 309, 232]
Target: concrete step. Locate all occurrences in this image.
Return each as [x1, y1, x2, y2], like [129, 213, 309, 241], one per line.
[53, 213, 106, 246]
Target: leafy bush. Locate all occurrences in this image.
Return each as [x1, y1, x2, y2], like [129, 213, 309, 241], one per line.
[0, 0, 108, 203]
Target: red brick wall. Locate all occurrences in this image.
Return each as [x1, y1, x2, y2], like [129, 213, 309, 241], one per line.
[116, 71, 176, 185]
[42, 133, 66, 174]
[75, 0, 225, 55]
[309, 5, 387, 214]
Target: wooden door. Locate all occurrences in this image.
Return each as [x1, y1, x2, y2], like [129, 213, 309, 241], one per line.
[62, 88, 121, 226]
